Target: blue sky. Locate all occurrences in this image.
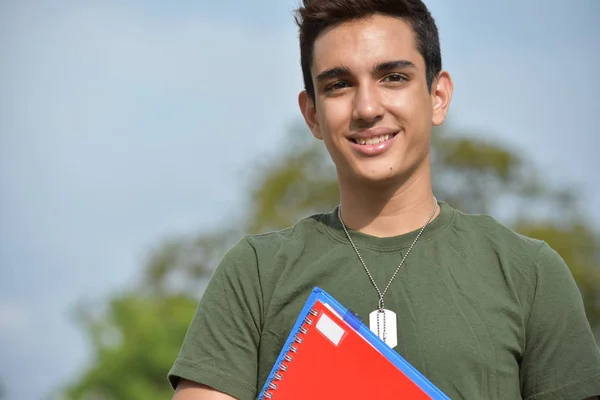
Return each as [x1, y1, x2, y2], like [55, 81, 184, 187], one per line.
[1, 1, 598, 399]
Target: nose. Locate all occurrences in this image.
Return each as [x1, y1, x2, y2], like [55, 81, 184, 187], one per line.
[352, 82, 384, 125]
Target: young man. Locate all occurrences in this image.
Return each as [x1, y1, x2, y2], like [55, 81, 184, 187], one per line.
[169, 0, 600, 399]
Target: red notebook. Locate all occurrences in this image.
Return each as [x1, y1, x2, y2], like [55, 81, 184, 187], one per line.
[257, 287, 449, 399]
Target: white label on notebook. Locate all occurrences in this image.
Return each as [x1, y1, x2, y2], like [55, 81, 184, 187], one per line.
[316, 313, 345, 346]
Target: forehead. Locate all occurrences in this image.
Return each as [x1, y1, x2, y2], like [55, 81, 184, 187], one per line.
[311, 14, 423, 74]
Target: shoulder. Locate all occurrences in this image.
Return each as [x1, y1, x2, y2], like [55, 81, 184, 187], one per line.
[445, 204, 567, 283]
[211, 212, 332, 311]
[446, 205, 576, 316]
[217, 211, 331, 272]
[240, 212, 330, 256]
[452, 206, 542, 247]
[449, 205, 547, 258]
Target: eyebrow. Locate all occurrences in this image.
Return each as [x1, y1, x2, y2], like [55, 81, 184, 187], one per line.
[374, 59, 417, 73]
[315, 59, 417, 83]
[315, 66, 351, 82]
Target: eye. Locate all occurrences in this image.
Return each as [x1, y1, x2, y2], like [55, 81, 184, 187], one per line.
[325, 81, 351, 92]
[383, 73, 408, 83]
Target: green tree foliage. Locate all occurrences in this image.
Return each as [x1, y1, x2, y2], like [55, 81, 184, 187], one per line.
[61, 294, 198, 400]
[60, 122, 600, 399]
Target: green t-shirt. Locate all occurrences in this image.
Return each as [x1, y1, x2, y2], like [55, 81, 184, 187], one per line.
[168, 201, 600, 399]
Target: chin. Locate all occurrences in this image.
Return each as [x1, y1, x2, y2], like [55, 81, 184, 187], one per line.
[349, 167, 406, 186]
[345, 158, 424, 187]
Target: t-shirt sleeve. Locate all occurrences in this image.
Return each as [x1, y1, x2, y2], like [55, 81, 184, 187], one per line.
[520, 242, 600, 400]
[167, 238, 263, 400]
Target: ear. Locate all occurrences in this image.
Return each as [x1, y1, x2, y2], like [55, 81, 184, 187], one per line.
[298, 90, 323, 140]
[431, 71, 453, 126]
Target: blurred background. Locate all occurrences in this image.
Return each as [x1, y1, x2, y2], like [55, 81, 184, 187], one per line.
[1, 0, 599, 399]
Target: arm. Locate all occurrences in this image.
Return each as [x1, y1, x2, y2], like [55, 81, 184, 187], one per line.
[520, 243, 600, 400]
[173, 379, 237, 400]
[167, 238, 264, 400]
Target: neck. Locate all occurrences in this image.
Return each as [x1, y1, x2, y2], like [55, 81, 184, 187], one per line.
[338, 164, 439, 238]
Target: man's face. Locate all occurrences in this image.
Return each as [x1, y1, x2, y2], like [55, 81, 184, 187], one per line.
[299, 14, 451, 185]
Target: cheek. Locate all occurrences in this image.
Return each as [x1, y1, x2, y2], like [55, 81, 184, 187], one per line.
[390, 94, 431, 134]
[318, 101, 350, 139]
[388, 91, 426, 117]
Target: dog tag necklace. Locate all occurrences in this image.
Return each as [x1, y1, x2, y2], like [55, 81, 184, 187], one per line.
[338, 198, 438, 348]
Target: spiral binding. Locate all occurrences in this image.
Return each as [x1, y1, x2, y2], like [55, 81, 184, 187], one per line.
[260, 307, 319, 399]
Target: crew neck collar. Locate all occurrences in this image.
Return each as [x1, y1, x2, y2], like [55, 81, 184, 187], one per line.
[320, 200, 455, 251]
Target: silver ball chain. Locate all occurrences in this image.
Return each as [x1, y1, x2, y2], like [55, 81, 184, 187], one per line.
[338, 197, 439, 312]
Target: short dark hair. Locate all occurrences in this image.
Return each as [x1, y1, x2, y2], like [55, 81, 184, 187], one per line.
[294, 0, 442, 101]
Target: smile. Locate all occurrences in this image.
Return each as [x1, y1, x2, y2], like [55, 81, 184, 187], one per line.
[348, 130, 400, 157]
[351, 133, 397, 145]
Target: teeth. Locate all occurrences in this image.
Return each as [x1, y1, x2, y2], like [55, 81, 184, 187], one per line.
[355, 134, 391, 145]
